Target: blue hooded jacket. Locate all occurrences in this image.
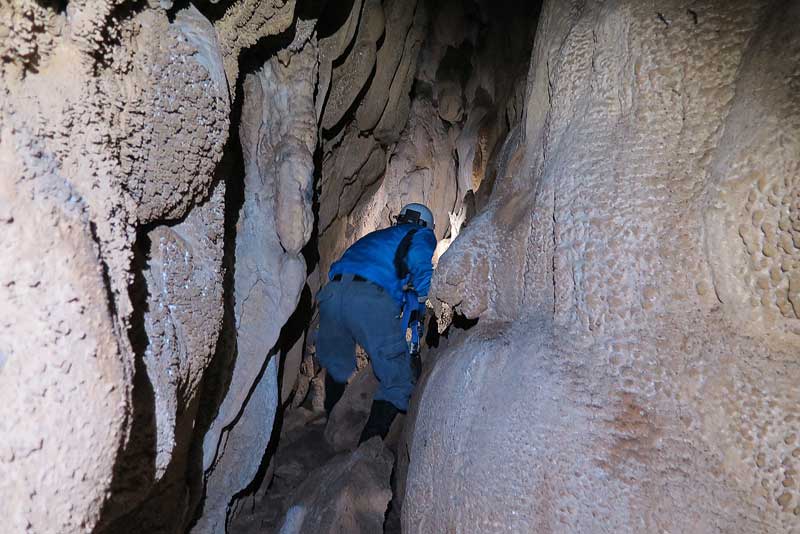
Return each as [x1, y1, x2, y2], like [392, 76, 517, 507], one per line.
[328, 224, 437, 314]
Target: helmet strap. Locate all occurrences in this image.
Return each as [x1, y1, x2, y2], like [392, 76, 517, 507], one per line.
[396, 209, 425, 227]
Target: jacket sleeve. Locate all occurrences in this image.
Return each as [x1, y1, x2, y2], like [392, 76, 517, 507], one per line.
[406, 228, 437, 300]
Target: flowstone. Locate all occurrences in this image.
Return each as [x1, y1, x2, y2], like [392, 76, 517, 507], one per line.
[406, 1, 800, 532]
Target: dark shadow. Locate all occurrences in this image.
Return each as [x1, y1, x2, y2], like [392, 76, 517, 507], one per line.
[453, 311, 479, 330]
[33, 0, 66, 12]
[424, 314, 440, 348]
[315, 0, 357, 39]
[166, 0, 191, 22]
[303, 143, 323, 276]
[95, 225, 157, 530]
[434, 41, 474, 95]
[425, 309, 479, 350]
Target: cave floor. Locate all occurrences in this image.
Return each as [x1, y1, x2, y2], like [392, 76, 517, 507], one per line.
[229, 407, 334, 533]
[229, 399, 404, 533]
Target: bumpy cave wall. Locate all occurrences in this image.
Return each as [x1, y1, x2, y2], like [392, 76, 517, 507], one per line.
[2, 0, 533, 531]
[1, 2, 234, 531]
[1, 0, 313, 532]
[403, 0, 800, 532]
[3, 0, 799, 532]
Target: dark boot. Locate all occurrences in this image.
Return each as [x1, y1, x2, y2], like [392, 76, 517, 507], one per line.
[358, 400, 400, 443]
[324, 372, 346, 416]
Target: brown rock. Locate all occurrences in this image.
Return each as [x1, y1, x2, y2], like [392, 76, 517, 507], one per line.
[409, 1, 800, 533]
[324, 364, 379, 453]
[276, 438, 393, 534]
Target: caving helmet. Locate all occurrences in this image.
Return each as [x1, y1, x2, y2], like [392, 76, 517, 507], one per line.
[396, 203, 434, 230]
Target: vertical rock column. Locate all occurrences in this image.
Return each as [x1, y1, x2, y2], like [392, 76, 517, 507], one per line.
[195, 40, 318, 534]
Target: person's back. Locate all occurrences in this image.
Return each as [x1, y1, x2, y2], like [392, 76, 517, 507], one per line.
[316, 204, 437, 443]
[329, 223, 436, 306]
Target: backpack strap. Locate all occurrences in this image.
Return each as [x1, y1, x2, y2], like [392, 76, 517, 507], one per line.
[393, 228, 419, 281]
[394, 228, 423, 352]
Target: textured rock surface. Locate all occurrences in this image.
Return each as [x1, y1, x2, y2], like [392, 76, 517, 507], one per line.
[197, 39, 317, 533]
[320, 0, 383, 132]
[0, 0, 318, 531]
[324, 364, 379, 453]
[406, 1, 800, 532]
[122, 6, 230, 225]
[354, 0, 419, 132]
[276, 438, 393, 534]
[0, 1, 231, 531]
[141, 182, 226, 466]
[100, 179, 228, 533]
[0, 128, 129, 534]
[315, 0, 363, 121]
[214, 0, 297, 95]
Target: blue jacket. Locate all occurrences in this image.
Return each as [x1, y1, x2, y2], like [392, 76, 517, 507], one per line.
[329, 224, 437, 313]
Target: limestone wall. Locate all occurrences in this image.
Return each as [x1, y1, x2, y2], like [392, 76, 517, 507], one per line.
[3, 0, 798, 532]
[406, 1, 800, 532]
[0, 0, 311, 531]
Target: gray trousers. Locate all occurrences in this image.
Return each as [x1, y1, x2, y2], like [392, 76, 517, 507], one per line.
[316, 275, 414, 411]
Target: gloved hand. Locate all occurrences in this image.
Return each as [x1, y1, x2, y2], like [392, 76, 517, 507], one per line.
[408, 303, 426, 328]
[409, 319, 424, 381]
[410, 349, 422, 381]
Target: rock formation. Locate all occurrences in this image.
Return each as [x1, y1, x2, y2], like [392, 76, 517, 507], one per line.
[275, 437, 394, 534]
[405, 1, 800, 532]
[1, 2, 233, 531]
[195, 37, 318, 533]
[2, 0, 799, 532]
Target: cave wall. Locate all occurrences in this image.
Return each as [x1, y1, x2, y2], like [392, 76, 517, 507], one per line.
[1, 1, 232, 531]
[193, 36, 318, 533]
[4, 0, 798, 532]
[3, 0, 510, 530]
[316, 0, 538, 278]
[0, 0, 315, 532]
[405, 0, 800, 532]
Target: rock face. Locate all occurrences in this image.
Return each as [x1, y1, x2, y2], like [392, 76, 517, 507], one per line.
[0, 0, 313, 531]
[0, 2, 232, 531]
[277, 438, 394, 534]
[316, 0, 428, 271]
[4, 0, 800, 532]
[405, 0, 800, 532]
[0, 133, 130, 534]
[195, 39, 318, 534]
